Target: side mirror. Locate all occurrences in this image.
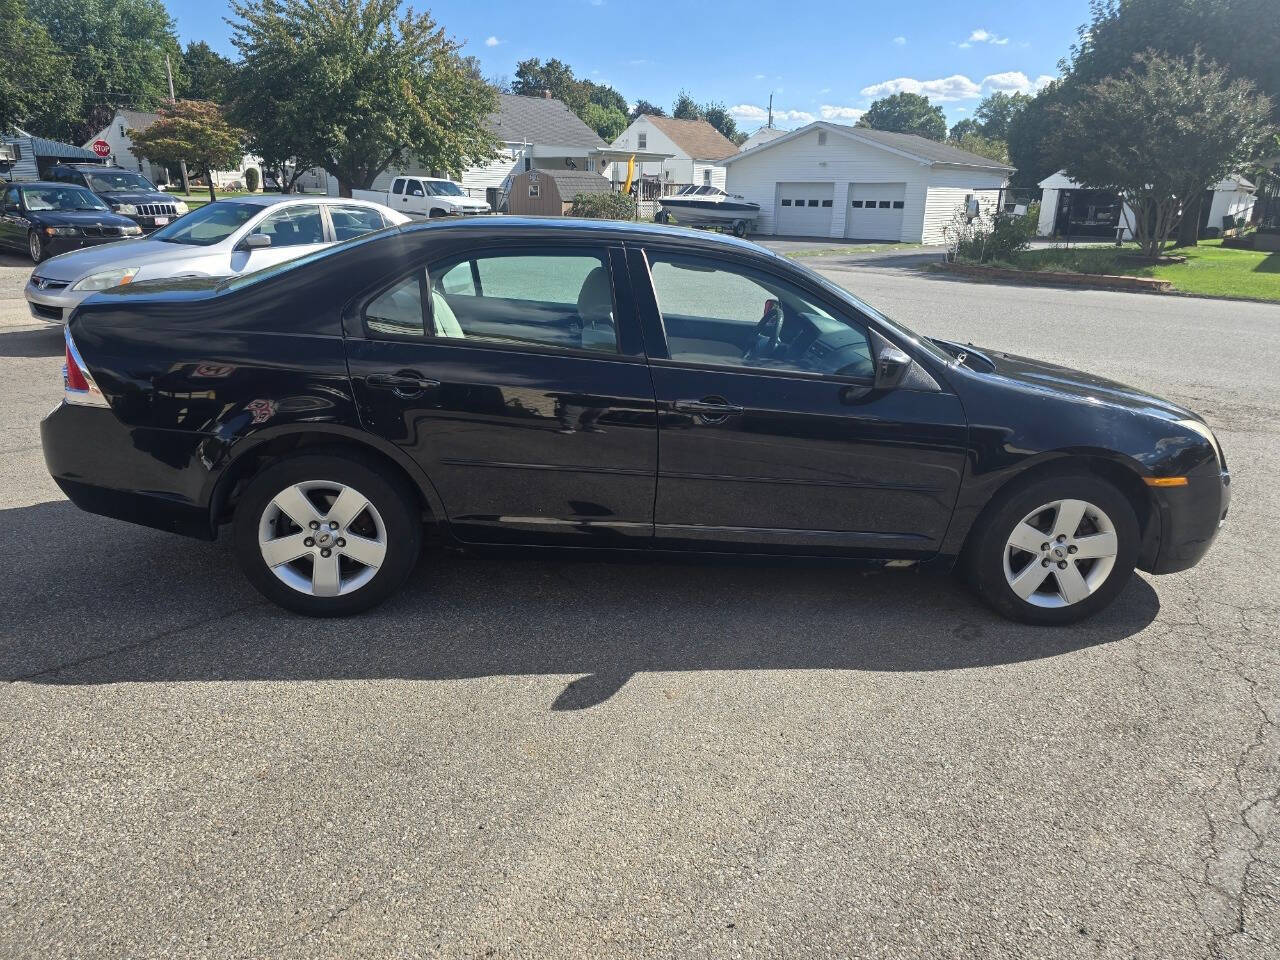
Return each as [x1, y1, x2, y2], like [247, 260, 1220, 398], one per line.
[874, 346, 913, 390]
[239, 233, 271, 250]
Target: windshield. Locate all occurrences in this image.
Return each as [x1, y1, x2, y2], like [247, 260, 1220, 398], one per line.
[86, 171, 159, 193]
[217, 224, 400, 293]
[22, 186, 108, 211]
[150, 202, 259, 246]
[423, 181, 465, 197]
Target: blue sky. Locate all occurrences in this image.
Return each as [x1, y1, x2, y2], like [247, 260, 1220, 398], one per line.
[168, 0, 1093, 129]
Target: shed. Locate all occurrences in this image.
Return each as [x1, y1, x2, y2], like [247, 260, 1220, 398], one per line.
[0, 129, 102, 182]
[722, 122, 1012, 242]
[506, 168, 612, 216]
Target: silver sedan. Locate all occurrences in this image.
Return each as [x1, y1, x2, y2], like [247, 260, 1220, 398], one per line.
[25, 195, 409, 323]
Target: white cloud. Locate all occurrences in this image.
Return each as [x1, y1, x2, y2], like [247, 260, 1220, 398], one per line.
[819, 87, 831, 94]
[860, 74, 982, 102]
[982, 71, 1055, 94]
[484, 35, 501, 47]
[728, 104, 815, 127]
[820, 104, 865, 122]
[893, 36, 906, 46]
[967, 28, 1008, 45]
[754, 73, 766, 80]
[628, 58, 649, 65]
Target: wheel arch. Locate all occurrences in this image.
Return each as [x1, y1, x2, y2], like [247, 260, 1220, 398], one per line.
[956, 449, 1161, 571]
[206, 425, 448, 532]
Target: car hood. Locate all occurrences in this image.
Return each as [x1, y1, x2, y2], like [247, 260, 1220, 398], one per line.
[29, 209, 137, 228]
[438, 196, 489, 209]
[944, 340, 1199, 422]
[34, 238, 203, 280]
[97, 191, 174, 206]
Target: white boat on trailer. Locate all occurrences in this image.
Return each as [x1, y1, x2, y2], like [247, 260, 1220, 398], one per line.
[655, 185, 760, 237]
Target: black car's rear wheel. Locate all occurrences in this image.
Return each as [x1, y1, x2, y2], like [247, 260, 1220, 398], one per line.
[966, 471, 1139, 625]
[233, 453, 422, 616]
[28, 230, 45, 264]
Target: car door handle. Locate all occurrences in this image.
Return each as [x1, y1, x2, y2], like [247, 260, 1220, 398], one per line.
[673, 398, 743, 417]
[366, 372, 441, 397]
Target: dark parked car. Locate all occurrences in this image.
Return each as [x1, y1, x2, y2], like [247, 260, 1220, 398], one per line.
[42, 219, 1229, 622]
[47, 163, 186, 232]
[0, 181, 142, 262]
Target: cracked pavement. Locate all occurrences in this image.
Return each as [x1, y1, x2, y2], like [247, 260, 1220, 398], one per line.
[0, 252, 1277, 958]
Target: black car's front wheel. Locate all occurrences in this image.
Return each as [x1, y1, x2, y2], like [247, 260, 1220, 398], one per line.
[967, 472, 1139, 625]
[28, 230, 46, 264]
[233, 453, 422, 616]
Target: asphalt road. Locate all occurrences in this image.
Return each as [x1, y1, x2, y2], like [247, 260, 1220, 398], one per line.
[1, 248, 1277, 959]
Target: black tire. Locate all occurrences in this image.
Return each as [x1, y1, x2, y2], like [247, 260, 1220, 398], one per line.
[965, 471, 1140, 625]
[28, 230, 46, 264]
[654, 210, 670, 224]
[232, 452, 422, 616]
[732, 219, 748, 238]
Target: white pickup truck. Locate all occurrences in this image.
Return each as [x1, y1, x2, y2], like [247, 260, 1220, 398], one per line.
[353, 176, 490, 219]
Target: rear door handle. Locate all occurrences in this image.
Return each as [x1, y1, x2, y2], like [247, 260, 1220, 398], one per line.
[673, 398, 743, 418]
[366, 372, 441, 398]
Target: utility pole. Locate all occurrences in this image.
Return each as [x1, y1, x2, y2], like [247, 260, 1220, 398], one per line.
[767, 93, 774, 129]
[164, 54, 191, 195]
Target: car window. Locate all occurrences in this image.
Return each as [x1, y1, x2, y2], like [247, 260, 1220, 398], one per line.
[327, 204, 385, 241]
[364, 250, 618, 354]
[3, 187, 18, 210]
[646, 251, 873, 379]
[249, 204, 326, 247]
[391, 178, 405, 195]
[151, 201, 258, 246]
[85, 171, 158, 192]
[22, 186, 108, 212]
[405, 180, 425, 197]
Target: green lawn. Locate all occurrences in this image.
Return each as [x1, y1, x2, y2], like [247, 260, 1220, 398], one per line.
[993, 239, 1280, 302]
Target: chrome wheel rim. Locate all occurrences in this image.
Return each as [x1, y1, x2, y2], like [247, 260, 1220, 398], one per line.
[29, 233, 40, 261]
[258, 480, 387, 597]
[1002, 498, 1118, 609]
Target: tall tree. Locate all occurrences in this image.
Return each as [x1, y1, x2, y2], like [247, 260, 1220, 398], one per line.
[581, 102, 627, 142]
[947, 117, 980, 141]
[1056, 52, 1273, 257]
[28, 0, 180, 143]
[857, 92, 947, 140]
[0, 0, 73, 134]
[973, 91, 1031, 141]
[672, 91, 701, 121]
[178, 41, 237, 104]
[129, 100, 244, 202]
[629, 99, 665, 120]
[227, 0, 497, 196]
[1007, 84, 1066, 187]
[510, 57, 631, 140]
[701, 102, 739, 142]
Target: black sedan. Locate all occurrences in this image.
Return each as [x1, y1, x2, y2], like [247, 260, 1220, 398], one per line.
[41, 219, 1229, 623]
[0, 182, 142, 262]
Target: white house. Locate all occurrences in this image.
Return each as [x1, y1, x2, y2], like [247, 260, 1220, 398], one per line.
[320, 93, 607, 206]
[83, 109, 262, 189]
[608, 115, 737, 190]
[723, 122, 1013, 242]
[738, 126, 786, 153]
[1037, 169, 1257, 240]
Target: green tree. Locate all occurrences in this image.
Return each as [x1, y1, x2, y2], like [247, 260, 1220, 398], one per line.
[227, 0, 497, 196]
[857, 92, 947, 140]
[513, 57, 583, 109]
[973, 91, 1031, 141]
[947, 117, 980, 141]
[178, 40, 237, 104]
[29, 0, 180, 143]
[629, 99, 665, 120]
[129, 99, 244, 202]
[1056, 52, 1273, 257]
[672, 90, 701, 120]
[951, 131, 1010, 164]
[1006, 84, 1066, 187]
[701, 102, 738, 142]
[0, 0, 73, 134]
[581, 102, 627, 142]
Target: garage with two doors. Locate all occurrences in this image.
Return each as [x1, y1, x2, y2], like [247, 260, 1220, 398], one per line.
[724, 122, 1012, 244]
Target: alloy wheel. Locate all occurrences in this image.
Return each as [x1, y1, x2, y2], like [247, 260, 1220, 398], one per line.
[257, 480, 387, 597]
[1001, 498, 1119, 608]
[28, 232, 41, 263]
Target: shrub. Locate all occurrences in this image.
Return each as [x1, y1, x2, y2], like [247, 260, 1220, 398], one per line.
[945, 202, 1039, 263]
[569, 190, 636, 220]
[244, 167, 260, 192]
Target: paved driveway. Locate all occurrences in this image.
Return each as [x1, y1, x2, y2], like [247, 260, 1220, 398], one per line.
[0, 253, 1276, 959]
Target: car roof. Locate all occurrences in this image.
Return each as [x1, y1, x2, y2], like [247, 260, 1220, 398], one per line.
[206, 194, 390, 209]
[5, 180, 93, 189]
[397, 215, 770, 254]
[56, 164, 134, 172]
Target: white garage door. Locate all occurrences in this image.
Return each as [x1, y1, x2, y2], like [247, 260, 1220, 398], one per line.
[775, 182, 834, 237]
[845, 182, 907, 241]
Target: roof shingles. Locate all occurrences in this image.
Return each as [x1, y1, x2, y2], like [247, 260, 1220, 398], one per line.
[486, 94, 605, 150]
[643, 116, 738, 162]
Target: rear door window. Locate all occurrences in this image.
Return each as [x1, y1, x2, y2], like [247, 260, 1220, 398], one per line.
[327, 204, 385, 241]
[249, 204, 326, 246]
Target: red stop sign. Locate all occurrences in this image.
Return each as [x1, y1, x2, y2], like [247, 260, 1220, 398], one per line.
[91, 139, 111, 158]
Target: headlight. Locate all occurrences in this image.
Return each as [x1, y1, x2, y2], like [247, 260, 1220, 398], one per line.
[43, 226, 79, 236]
[1176, 418, 1224, 466]
[113, 203, 138, 215]
[174, 201, 189, 214]
[120, 225, 143, 236]
[72, 267, 140, 291]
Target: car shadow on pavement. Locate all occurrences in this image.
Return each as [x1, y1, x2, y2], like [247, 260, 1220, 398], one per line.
[0, 325, 63, 358]
[1, 500, 1161, 709]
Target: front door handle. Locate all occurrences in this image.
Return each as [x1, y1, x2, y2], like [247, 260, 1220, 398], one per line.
[366, 371, 441, 398]
[673, 397, 743, 421]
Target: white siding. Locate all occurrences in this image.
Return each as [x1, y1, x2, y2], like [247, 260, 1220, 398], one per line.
[726, 128, 931, 239]
[921, 169, 1006, 245]
[693, 162, 727, 190]
[608, 116, 698, 186]
[1205, 186, 1255, 231]
[84, 113, 169, 184]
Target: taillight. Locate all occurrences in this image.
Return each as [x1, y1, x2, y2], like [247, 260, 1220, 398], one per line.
[63, 326, 108, 407]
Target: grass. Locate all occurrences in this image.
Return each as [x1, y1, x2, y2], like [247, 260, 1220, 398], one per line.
[979, 239, 1280, 303]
